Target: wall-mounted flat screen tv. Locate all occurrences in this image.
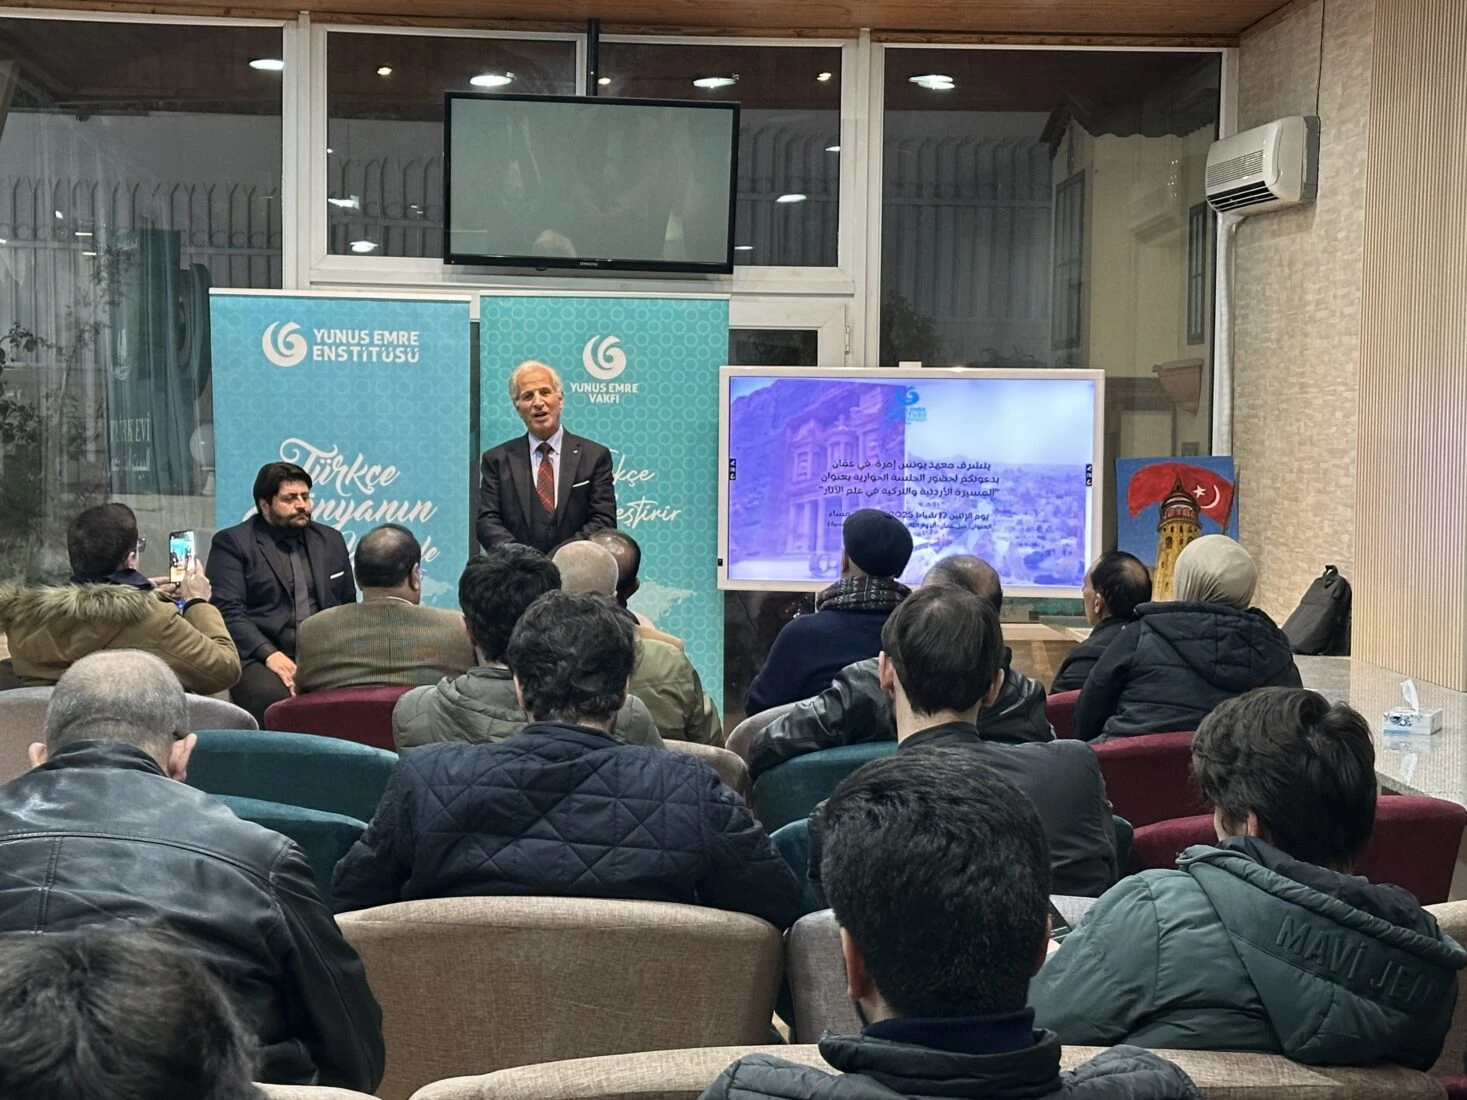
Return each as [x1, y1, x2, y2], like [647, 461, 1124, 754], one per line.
[444, 92, 740, 274]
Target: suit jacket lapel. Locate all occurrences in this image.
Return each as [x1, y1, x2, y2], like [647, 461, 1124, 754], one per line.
[253, 522, 291, 594]
[304, 524, 334, 604]
[556, 434, 583, 520]
[509, 438, 536, 530]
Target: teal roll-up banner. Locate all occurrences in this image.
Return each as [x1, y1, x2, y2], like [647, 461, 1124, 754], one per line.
[210, 291, 473, 608]
[478, 294, 729, 706]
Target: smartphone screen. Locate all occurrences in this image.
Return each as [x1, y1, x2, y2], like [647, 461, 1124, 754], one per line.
[168, 530, 196, 585]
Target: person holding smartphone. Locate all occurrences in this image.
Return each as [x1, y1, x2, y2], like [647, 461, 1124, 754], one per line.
[0, 503, 239, 695]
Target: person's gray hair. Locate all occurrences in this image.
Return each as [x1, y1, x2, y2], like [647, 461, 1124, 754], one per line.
[507, 360, 564, 400]
[552, 540, 619, 597]
[45, 650, 187, 759]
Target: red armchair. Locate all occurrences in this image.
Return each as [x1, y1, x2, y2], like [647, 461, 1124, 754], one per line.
[1128, 795, 1467, 905]
[1046, 690, 1080, 739]
[1090, 730, 1205, 828]
[264, 685, 412, 752]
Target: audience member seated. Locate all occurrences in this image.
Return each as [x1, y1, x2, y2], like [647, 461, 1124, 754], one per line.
[808, 585, 1116, 898]
[589, 528, 686, 650]
[745, 509, 913, 716]
[0, 929, 261, 1100]
[0, 502, 239, 695]
[392, 545, 660, 750]
[555, 540, 722, 745]
[334, 591, 803, 929]
[1031, 687, 1467, 1067]
[1050, 551, 1151, 692]
[701, 751, 1197, 1100]
[293, 523, 473, 693]
[1075, 535, 1301, 741]
[749, 555, 1051, 778]
[0, 650, 384, 1090]
[208, 461, 357, 723]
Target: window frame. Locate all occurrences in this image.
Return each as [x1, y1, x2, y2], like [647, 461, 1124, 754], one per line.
[866, 41, 1233, 372]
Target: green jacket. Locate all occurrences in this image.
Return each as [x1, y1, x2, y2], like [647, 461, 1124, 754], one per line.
[392, 666, 663, 752]
[629, 637, 724, 746]
[1030, 838, 1467, 1069]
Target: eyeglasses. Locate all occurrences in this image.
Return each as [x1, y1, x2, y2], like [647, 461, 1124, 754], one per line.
[135, 535, 146, 553]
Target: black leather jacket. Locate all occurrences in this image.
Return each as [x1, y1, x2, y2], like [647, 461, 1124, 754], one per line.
[747, 650, 1053, 779]
[0, 741, 384, 1090]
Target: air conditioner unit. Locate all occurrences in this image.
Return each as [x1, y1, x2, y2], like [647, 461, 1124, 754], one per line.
[1205, 116, 1319, 215]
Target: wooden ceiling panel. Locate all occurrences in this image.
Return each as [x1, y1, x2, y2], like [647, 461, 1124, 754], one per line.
[0, 0, 1288, 41]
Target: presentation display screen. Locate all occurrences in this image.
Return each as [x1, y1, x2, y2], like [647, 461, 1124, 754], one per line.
[718, 368, 1104, 596]
[444, 93, 739, 274]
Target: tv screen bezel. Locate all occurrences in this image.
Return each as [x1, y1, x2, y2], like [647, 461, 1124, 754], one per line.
[442, 91, 741, 275]
[716, 365, 1107, 598]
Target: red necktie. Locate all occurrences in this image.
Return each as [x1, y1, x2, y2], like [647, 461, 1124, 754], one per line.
[535, 441, 555, 516]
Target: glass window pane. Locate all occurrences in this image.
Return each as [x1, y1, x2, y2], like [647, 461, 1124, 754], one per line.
[326, 32, 578, 258]
[0, 18, 283, 583]
[880, 49, 1221, 470]
[599, 43, 841, 268]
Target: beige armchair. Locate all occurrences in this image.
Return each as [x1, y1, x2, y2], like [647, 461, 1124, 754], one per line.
[663, 739, 752, 803]
[1427, 899, 1467, 1078]
[337, 896, 784, 1100]
[402, 1044, 1446, 1100]
[257, 1087, 380, 1099]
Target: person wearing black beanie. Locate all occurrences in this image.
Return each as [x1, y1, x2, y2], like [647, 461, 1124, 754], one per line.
[744, 509, 913, 716]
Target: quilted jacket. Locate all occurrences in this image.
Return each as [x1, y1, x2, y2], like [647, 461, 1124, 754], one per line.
[331, 722, 805, 929]
[1074, 602, 1301, 740]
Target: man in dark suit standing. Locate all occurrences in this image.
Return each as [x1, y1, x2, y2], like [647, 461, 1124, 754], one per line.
[476, 360, 617, 554]
[207, 461, 356, 722]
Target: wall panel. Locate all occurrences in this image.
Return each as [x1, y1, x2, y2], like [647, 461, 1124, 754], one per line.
[1354, 0, 1467, 686]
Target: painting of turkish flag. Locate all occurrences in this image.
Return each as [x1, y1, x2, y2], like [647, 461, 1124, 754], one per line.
[1115, 456, 1239, 567]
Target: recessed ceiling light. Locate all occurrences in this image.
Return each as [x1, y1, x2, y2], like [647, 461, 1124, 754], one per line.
[776, 193, 808, 204]
[376, 66, 393, 77]
[597, 76, 612, 86]
[54, 210, 63, 220]
[326, 147, 334, 155]
[734, 245, 754, 251]
[81, 251, 97, 258]
[250, 58, 285, 72]
[825, 145, 841, 153]
[691, 75, 738, 90]
[327, 196, 361, 210]
[0, 238, 7, 245]
[470, 72, 514, 88]
[74, 230, 93, 238]
[349, 240, 378, 254]
[816, 72, 833, 82]
[909, 73, 955, 91]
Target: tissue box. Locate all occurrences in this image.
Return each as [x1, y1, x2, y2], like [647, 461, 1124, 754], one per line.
[1384, 708, 1443, 735]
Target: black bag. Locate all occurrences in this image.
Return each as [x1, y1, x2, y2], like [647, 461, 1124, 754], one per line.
[1282, 565, 1352, 656]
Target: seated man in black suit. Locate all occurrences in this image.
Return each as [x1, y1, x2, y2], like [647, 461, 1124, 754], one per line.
[206, 461, 356, 722]
[1050, 551, 1151, 693]
[334, 591, 803, 930]
[476, 360, 617, 554]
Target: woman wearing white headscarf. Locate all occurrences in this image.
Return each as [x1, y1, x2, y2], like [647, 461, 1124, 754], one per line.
[1074, 535, 1300, 740]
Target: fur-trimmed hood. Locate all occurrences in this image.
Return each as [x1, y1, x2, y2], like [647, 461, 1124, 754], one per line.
[0, 582, 161, 632]
[0, 583, 170, 667]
